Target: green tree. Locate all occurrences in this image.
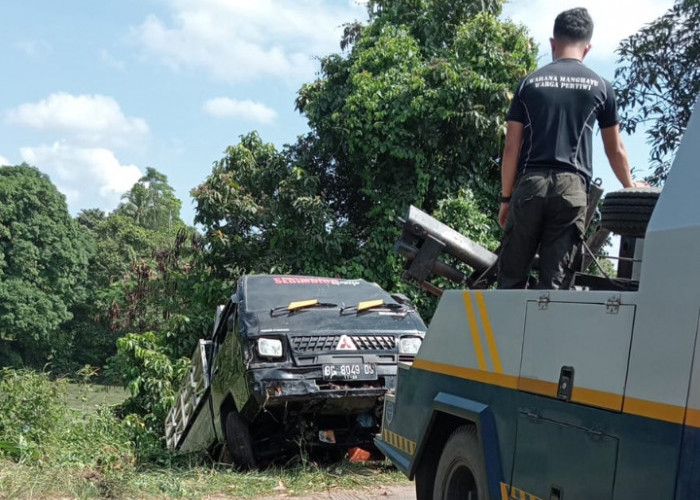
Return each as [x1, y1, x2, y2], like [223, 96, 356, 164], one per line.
[193, 0, 535, 301]
[294, 1, 534, 287]
[116, 167, 182, 231]
[298, 3, 534, 210]
[79, 168, 185, 296]
[614, 0, 700, 185]
[192, 132, 341, 279]
[0, 165, 90, 367]
[105, 232, 225, 453]
[64, 169, 188, 375]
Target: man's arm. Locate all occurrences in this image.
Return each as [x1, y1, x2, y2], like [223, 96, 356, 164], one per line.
[601, 125, 643, 188]
[499, 120, 524, 228]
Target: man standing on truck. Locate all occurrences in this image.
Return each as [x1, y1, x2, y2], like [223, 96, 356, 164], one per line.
[497, 7, 644, 289]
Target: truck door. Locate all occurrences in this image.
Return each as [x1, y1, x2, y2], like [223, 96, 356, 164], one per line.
[510, 298, 635, 500]
[209, 301, 240, 438]
[211, 302, 252, 416]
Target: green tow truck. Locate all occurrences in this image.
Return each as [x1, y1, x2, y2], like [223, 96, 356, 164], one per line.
[165, 274, 426, 467]
[376, 101, 700, 500]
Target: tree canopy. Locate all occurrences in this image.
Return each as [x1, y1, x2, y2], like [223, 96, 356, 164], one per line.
[192, 132, 341, 279]
[614, 0, 700, 185]
[297, 4, 535, 217]
[73, 169, 191, 373]
[0, 165, 90, 367]
[116, 167, 182, 232]
[194, 0, 536, 294]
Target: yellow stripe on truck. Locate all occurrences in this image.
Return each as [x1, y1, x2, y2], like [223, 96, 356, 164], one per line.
[624, 397, 686, 425]
[382, 429, 416, 455]
[413, 358, 519, 390]
[518, 377, 623, 411]
[685, 408, 700, 428]
[474, 291, 503, 374]
[413, 359, 697, 427]
[463, 292, 487, 371]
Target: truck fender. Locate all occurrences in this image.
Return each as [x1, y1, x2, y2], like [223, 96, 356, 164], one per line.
[215, 392, 238, 443]
[410, 392, 503, 500]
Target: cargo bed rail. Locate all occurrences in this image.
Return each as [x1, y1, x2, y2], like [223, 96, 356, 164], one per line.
[165, 339, 213, 450]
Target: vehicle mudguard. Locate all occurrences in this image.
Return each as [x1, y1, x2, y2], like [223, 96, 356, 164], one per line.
[411, 392, 503, 500]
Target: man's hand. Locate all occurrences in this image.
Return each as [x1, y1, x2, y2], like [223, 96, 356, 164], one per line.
[630, 180, 650, 188]
[498, 202, 509, 229]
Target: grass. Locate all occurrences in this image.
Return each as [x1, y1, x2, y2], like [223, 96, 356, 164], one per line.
[1, 378, 409, 498]
[0, 459, 410, 499]
[65, 383, 129, 413]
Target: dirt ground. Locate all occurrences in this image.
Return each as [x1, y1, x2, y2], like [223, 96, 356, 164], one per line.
[256, 483, 416, 500]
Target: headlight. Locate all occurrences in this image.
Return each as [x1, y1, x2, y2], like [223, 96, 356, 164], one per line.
[399, 337, 422, 355]
[257, 338, 283, 358]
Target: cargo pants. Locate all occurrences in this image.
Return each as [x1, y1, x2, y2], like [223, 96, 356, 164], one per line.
[497, 170, 587, 289]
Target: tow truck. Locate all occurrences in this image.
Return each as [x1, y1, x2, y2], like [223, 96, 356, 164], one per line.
[375, 100, 700, 500]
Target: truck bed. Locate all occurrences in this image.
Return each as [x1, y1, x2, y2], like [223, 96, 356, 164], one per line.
[165, 340, 213, 451]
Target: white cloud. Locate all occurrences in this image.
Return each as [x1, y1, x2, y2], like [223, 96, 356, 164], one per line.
[203, 97, 277, 124]
[20, 142, 142, 212]
[100, 49, 127, 71]
[14, 39, 52, 57]
[133, 0, 368, 84]
[6, 93, 149, 147]
[0, 155, 9, 166]
[501, 0, 675, 64]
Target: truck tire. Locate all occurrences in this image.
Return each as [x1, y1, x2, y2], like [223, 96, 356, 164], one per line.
[225, 410, 257, 470]
[432, 426, 487, 500]
[600, 187, 661, 238]
[415, 458, 436, 500]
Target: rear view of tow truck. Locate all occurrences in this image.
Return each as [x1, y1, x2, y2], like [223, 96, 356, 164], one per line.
[376, 100, 700, 500]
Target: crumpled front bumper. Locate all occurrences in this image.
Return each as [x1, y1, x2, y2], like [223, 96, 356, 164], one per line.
[247, 363, 397, 412]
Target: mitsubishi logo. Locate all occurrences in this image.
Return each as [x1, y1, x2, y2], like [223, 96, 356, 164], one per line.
[336, 335, 357, 350]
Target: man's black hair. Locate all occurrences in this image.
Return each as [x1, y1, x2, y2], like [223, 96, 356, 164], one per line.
[553, 7, 594, 43]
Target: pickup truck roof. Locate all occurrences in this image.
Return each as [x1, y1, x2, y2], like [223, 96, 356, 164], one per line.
[240, 275, 397, 310]
[236, 274, 426, 337]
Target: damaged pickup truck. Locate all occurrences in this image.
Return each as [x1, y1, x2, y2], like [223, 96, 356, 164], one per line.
[165, 274, 426, 468]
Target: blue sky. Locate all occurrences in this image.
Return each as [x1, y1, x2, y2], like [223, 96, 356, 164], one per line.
[0, 0, 675, 225]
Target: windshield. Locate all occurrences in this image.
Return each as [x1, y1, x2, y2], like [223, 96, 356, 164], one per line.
[243, 275, 396, 313]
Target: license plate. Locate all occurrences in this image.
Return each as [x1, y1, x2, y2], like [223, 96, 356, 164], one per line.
[322, 363, 377, 381]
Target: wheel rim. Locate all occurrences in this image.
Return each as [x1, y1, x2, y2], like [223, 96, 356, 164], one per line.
[444, 460, 478, 500]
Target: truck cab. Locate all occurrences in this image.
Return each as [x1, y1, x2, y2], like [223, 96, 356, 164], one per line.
[376, 101, 700, 500]
[166, 274, 426, 467]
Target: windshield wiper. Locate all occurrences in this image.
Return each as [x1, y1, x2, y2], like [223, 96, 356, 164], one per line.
[340, 299, 407, 315]
[270, 299, 337, 316]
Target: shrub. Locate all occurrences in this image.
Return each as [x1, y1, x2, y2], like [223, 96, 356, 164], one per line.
[109, 331, 190, 462]
[0, 368, 67, 459]
[0, 368, 135, 472]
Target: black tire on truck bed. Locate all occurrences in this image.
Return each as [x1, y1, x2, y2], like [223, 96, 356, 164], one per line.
[600, 187, 661, 238]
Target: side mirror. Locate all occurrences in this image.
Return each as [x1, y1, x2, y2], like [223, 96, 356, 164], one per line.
[212, 304, 226, 338]
[391, 293, 413, 307]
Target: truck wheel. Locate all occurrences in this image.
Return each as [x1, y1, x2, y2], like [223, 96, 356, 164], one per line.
[600, 187, 661, 238]
[432, 426, 487, 500]
[225, 410, 257, 470]
[415, 458, 436, 500]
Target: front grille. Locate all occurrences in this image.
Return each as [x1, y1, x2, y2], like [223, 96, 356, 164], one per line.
[291, 335, 395, 353]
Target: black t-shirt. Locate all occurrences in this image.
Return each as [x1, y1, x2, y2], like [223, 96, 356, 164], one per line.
[506, 58, 619, 182]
